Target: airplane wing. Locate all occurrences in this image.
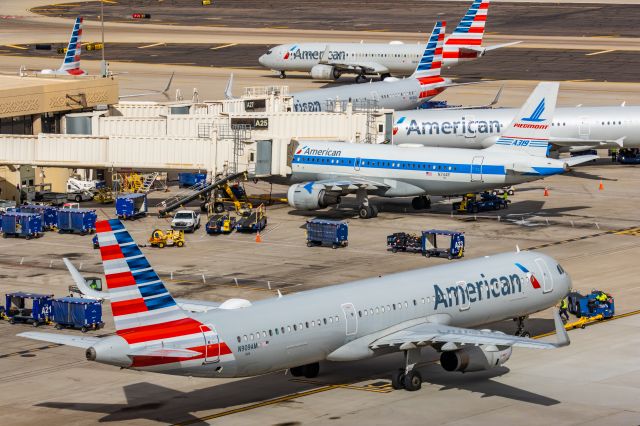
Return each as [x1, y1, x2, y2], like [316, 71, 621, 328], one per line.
[550, 136, 625, 148]
[17, 331, 100, 348]
[310, 176, 390, 192]
[322, 61, 390, 75]
[372, 309, 569, 351]
[564, 155, 599, 167]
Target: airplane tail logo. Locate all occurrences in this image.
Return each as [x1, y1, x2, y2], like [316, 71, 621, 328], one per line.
[444, 0, 490, 63]
[393, 116, 406, 136]
[59, 16, 86, 75]
[490, 82, 558, 157]
[412, 21, 445, 79]
[515, 263, 541, 289]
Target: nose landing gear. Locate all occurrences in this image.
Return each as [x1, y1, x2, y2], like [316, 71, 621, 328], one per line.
[279, 71, 286, 79]
[514, 316, 531, 337]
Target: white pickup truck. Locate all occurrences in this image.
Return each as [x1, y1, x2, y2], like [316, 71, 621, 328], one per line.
[171, 210, 201, 233]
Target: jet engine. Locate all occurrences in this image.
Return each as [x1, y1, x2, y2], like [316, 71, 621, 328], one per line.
[287, 183, 340, 210]
[310, 64, 341, 81]
[440, 343, 512, 373]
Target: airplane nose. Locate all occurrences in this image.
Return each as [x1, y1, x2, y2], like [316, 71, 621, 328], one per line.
[258, 55, 267, 66]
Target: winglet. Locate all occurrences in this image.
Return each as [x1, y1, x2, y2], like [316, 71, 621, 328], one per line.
[490, 85, 503, 107]
[552, 308, 570, 347]
[162, 72, 175, 94]
[63, 258, 108, 300]
[225, 73, 235, 99]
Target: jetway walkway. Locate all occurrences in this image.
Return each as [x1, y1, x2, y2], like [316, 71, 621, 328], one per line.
[158, 171, 247, 216]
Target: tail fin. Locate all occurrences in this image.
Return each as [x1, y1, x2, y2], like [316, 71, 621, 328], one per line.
[488, 82, 559, 157]
[411, 21, 446, 78]
[443, 0, 489, 63]
[59, 17, 86, 75]
[95, 219, 190, 337]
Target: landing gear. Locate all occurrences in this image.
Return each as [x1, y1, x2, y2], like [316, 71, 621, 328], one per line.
[356, 188, 378, 219]
[514, 316, 530, 337]
[411, 196, 431, 210]
[380, 73, 391, 81]
[289, 362, 320, 378]
[279, 71, 286, 79]
[391, 348, 422, 392]
[355, 74, 366, 83]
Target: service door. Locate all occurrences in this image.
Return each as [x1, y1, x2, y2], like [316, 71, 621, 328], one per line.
[200, 324, 219, 363]
[471, 156, 484, 182]
[578, 116, 590, 139]
[534, 258, 554, 294]
[354, 157, 361, 171]
[341, 303, 358, 336]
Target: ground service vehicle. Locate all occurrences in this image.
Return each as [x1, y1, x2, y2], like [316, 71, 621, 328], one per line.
[3, 292, 53, 326]
[205, 214, 236, 235]
[171, 210, 200, 233]
[453, 192, 509, 214]
[149, 229, 185, 248]
[422, 230, 465, 260]
[306, 219, 348, 249]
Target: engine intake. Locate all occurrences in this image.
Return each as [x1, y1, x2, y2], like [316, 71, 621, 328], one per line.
[440, 344, 512, 373]
[288, 183, 340, 210]
[310, 64, 340, 81]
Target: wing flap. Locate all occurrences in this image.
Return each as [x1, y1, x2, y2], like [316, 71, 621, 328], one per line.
[321, 61, 390, 74]
[18, 331, 100, 348]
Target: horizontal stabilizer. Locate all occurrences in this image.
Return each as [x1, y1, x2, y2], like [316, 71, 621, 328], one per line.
[126, 347, 202, 358]
[480, 41, 522, 52]
[18, 331, 100, 349]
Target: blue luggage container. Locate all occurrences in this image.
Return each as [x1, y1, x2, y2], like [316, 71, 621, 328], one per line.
[4, 292, 53, 326]
[306, 219, 348, 249]
[13, 204, 58, 230]
[421, 230, 465, 260]
[52, 297, 104, 332]
[179, 172, 207, 188]
[57, 208, 97, 234]
[116, 193, 148, 220]
[1, 211, 43, 239]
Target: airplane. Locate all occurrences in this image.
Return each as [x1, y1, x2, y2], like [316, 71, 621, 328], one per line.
[282, 82, 598, 218]
[40, 17, 86, 76]
[19, 218, 570, 392]
[392, 103, 637, 151]
[258, 0, 518, 82]
[288, 21, 457, 112]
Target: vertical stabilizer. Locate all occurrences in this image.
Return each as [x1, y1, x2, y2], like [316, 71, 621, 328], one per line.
[59, 17, 86, 75]
[411, 21, 446, 78]
[443, 0, 490, 63]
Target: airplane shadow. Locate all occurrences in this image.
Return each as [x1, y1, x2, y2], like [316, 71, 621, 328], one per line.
[37, 343, 559, 423]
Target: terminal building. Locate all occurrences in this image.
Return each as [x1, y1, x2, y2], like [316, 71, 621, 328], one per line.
[0, 82, 393, 201]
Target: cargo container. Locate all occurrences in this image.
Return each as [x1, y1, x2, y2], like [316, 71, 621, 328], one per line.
[116, 193, 147, 220]
[52, 297, 104, 332]
[4, 292, 53, 326]
[1, 211, 43, 239]
[13, 204, 59, 230]
[57, 208, 97, 234]
[306, 219, 348, 249]
[179, 172, 207, 188]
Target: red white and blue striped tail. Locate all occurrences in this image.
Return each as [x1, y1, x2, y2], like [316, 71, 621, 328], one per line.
[412, 21, 446, 78]
[489, 82, 559, 157]
[59, 16, 86, 75]
[444, 0, 489, 63]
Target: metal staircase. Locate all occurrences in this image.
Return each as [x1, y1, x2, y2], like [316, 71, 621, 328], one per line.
[138, 172, 160, 193]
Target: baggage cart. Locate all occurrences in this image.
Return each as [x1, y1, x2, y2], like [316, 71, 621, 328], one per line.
[1, 211, 43, 239]
[422, 230, 465, 260]
[387, 232, 421, 253]
[205, 213, 236, 234]
[3, 292, 53, 326]
[178, 172, 207, 188]
[52, 297, 104, 332]
[116, 193, 148, 220]
[236, 204, 267, 233]
[13, 204, 58, 231]
[57, 208, 97, 234]
[306, 219, 348, 249]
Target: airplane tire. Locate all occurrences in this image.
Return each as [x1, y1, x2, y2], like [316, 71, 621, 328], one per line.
[403, 370, 422, 392]
[411, 197, 424, 210]
[521, 331, 531, 338]
[290, 366, 304, 377]
[214, 202, 225, 213]
[370, 205, 379, 217]
[303, 362, 320, 378]
[391, 369, 405, 390]
[358, 206, 371, 219]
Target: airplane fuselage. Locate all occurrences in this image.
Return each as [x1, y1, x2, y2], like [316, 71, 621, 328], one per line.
[393, 106, 640, 149]
[97, 252, 569, 378]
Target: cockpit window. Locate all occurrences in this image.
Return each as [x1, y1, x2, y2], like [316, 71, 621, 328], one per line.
[556, 264, 565, 274]
[266, 50, 272, 55]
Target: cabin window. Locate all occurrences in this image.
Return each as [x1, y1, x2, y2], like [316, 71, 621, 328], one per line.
[269, 330, 273, 336]
[324, 318, 327, 325]
[370, 308, 374, 315]
[250, 334, 254, 340]
[287, 326, 291, 332]
[363, 310, 368, 316]
[263, 331, 267, 338]
[317, 319, 321, 325]
[386, 305, 391, 312]
[281, 327, 285, 334]
[237, 336, 241, 343]
[358, 310, 362, 317]
[243, 335, 247, 341]
[392, 303, 396, 310]
[404, 302, 408, 308]
[329, 317, 333, 323]
[293, 324, 297, 331]
[335, 316, 339, 322]
[413, 299, 417, 306]
[398, 303, 402, 310]
[299, 323, 304, 330]
[375, 307, 380, 314]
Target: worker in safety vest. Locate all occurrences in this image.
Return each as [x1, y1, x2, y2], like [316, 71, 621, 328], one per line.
[559, 298, 569, 322]
[596, 291, 608, 303]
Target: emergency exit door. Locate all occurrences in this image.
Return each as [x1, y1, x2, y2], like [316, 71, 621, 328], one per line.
[470, 156, 484, 182]
[200, 324, 219, 363]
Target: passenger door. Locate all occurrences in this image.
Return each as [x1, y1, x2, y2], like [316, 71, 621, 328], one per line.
[534, 258, 554, 294]
[470, 156, 484, 182]
[200, 324, 219, 363]
[578, 116, 590, 139]
[341, 303, 358, 337]
[354, 157, 361, 171]
[457, 281, 470, 311]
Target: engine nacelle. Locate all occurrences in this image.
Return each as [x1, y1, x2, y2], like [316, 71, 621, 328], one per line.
[440, 344, 512, 373]
[310, 64, 340, 81]
[288, 183, 340, 210]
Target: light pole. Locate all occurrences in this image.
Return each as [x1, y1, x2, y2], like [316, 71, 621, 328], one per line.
[100, 0, 108, 77]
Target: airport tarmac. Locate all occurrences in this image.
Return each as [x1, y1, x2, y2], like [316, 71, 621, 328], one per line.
[1, 162, 640, 425]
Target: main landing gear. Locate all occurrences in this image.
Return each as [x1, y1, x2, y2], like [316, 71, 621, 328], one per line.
[380, 73, 391, 81]
[391, 348, 422, 391]
[279, 71, 286, 79]
[355, 74, 367, 83]
[289, 362, 319, 378]
[357, 188, 378, 219]
[514, 315, 531, 338]
[411, 196, 431, 210]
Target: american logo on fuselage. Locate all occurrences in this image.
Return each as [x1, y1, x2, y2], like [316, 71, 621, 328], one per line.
[287, 48, 347, 61]
[402, 118, 503, 136]
[296, 146, 342, 157]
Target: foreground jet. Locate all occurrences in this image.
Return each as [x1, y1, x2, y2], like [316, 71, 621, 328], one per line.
[289, 21, 453, 112]
[284, 82, 597, 218]
[19, 219, 569, 391]
[259, 0, 517, 81]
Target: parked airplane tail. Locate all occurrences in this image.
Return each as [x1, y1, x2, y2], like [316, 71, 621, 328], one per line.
[411, 20, 445, 79]
[487, 82, 559, 157]
[58, 16, 86, 75]
[444, 0, 489, 63]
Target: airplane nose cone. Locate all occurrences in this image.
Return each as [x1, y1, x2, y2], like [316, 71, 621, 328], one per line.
[258, 55, 267, 67]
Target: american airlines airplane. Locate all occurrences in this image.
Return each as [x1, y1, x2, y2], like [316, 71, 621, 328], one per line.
[289, 21, 454, 112]
[39, 17, 86, 76]
[258, 0, 517, 81]
[19, 219, 570, 392]
[392, 105, 638, 151]
[284, 82, 597, 218]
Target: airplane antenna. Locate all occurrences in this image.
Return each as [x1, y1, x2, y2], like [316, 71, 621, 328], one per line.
[621, 101, 626, 107]
[277, 289, 283, 298]
[516, 245, 520, 253]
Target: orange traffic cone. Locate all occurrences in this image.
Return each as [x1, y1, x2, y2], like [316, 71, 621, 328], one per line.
[255, 231, 262, 243]
[599, 180, 604, 191]
[544, 187, 549, 197]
